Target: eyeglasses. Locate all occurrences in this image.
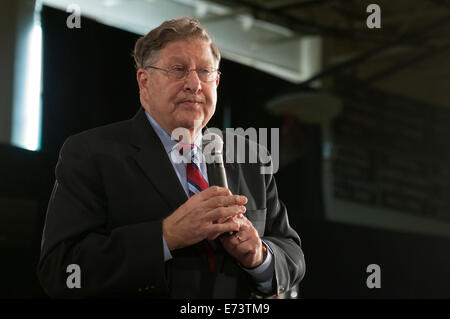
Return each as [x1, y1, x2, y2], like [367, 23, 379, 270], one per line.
[145, 65, 221, 83]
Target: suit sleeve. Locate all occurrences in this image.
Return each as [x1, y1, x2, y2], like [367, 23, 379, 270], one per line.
[261, 169, 306, 296]
[37, 135, 169, 298]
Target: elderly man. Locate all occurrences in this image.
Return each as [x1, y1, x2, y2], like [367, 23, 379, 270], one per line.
[37, 17, 305, 298]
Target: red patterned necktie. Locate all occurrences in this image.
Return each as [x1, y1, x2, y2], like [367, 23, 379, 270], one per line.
[182, 144, 216, 272]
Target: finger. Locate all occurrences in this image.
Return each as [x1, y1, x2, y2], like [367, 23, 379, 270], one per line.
[182, 187, 231, 214]
[204, 194, 248, 209]
[215, 213, 245, 224]
[197, 186, 232, 200]
[235, 215, 254, 231]
[207, 205, 246, 222]
[220, 217, 247, 234]
[207, 220, 240, 239]
[240, 226, 261, 246]
[233, 233, 247, 246]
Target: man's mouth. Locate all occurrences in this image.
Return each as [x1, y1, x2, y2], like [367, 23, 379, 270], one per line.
[180, 100, 203, 103]
[177, 99, 204, 107]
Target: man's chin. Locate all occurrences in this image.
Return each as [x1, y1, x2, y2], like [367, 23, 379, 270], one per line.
[175, 117, 204, 131]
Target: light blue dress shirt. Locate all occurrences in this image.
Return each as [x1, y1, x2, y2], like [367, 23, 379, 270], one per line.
[145, 111, 274, 293]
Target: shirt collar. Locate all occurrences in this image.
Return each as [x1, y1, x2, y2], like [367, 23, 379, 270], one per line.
[144, 110, 203, 155]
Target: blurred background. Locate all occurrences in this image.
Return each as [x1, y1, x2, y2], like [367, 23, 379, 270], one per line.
[1, 0, 450, 298]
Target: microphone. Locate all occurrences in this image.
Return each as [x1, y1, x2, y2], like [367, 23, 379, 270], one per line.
[202, 132, 235, 236]
[202, 132, 228, 189]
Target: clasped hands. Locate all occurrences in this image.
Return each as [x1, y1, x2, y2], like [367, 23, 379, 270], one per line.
[162, 186, 266, 268]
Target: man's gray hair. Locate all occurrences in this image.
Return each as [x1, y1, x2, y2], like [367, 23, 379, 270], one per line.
[133, 17, 221, 70]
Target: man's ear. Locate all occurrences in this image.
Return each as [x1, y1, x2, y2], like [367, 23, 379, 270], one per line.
[136, 68, 148, 91]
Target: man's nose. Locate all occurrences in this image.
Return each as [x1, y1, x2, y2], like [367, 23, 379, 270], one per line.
[183, 70, 202, 93]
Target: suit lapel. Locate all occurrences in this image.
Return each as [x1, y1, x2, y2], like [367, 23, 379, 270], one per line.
[130, 108, 187, 211]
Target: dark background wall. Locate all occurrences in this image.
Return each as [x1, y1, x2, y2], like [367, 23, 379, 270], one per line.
[1, 6, 449, 298]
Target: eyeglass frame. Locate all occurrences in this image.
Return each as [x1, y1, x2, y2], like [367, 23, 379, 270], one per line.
[144, 65, 221, 83]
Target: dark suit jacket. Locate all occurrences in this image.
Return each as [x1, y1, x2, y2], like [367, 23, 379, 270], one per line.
[37, 108, 305, 298]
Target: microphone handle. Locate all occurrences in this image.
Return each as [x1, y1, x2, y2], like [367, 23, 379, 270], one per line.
[206, 162, 235, 236]
[206, 162, 228, 189]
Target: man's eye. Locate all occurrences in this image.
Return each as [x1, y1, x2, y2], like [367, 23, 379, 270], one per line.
[172, 66, 186, 72]
[198, 69, 211, 74]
